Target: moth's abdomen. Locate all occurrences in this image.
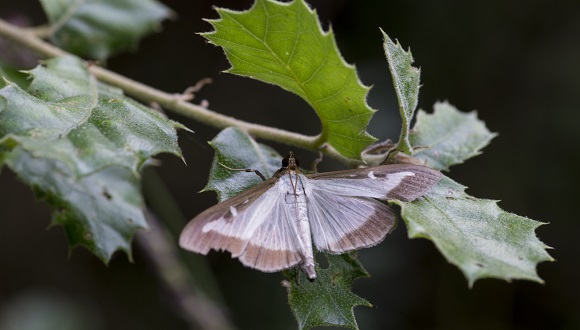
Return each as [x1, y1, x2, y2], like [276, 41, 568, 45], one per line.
[280, 174, 316, 279]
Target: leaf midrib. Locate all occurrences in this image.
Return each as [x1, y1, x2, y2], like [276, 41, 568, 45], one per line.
[220, 4, 328, 116]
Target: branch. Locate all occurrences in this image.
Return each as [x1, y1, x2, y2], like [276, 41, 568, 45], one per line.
[0, 19, 362, 165]
[136, 211, 236, 330]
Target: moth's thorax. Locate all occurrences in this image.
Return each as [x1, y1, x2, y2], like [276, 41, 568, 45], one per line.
[280, 173, 305, 201]
[278, 173, 308, 222]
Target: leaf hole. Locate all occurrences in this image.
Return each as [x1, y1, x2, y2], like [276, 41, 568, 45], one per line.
[315, 253, 329, 269]
[102, 189, 112, 200]
[475, 262, 484, 268]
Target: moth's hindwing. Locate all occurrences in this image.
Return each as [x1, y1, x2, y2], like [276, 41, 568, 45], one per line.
[305, 164, 441, 253]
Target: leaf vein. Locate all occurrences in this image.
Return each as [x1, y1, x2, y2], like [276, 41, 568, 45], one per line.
[323, 112, 370, 124]
[311, 70, 355, 104]
[327, 130, 370, 142]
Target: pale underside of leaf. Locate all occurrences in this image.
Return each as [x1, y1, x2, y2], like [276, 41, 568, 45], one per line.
[381, 30, 421, 155]
[0, 55, 183, 262]
[411, 101, 497, 171]
[396, 176, 553, 286]
[4, 147, 147, 262]
[0, 56, 183, 178]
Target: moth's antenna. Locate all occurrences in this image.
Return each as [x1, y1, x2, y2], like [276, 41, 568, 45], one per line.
[285, 153, 302, 228]
[217, 162, 267, 181]
[285, 152, 300, 194]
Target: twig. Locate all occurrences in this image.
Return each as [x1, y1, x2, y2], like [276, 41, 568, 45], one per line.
[0, 18, 363, 166]
[136, 211, 236, 330]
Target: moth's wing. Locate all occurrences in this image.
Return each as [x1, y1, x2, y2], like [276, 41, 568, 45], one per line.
[238, 194, 305, 272]
[306, 164, 442, 202]
[305, 164, 441, 254]
[179, 178, 304, 273]
[179, 178, 277, 256]
[306, 188, 396, 254]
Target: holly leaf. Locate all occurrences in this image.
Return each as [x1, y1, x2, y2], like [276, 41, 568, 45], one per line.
[381, 30, 421, 155]
[203, 127, 282, 202]
[0, 60, 29, 89]
[0, 55, 183, 262]
[395, 176, 553, 286]
[410, 101, 497, 171]
[284, 254, 371, 330]
[4, 148, 146, 262]
[0, 56, 182, 177]
[399, 102, 551, 285]
[39, 0, 171, 60]
[202, 0, 376, 159]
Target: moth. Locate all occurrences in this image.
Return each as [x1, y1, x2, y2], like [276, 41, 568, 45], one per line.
[179, 152, 442, 280]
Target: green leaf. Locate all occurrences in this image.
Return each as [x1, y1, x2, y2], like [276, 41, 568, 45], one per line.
[39, 0, 171, 60]
[381, 30, 421, 155]
[0, 55, 183, 262]
[4, 147, 146, 262]
[202, 0, 376, 159]
[0, 60, 29, 89]
[400, 102, 550, 285]
[203, 127, 282, 202]
[0, 56, 182, 177]
[410, 101, 497, 171]
[395, 176, 553, 286]
[284, 254, 371, 330]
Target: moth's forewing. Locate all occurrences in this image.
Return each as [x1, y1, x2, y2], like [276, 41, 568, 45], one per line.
[306, 164, 442, 202]
[179, 177, 277, 256]
[179, 174, 305, 273]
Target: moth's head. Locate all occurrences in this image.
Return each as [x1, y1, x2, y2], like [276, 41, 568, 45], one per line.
[282, 151, 299, 169]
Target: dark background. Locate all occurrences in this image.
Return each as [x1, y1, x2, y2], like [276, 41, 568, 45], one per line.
[1, 0, 579, 329]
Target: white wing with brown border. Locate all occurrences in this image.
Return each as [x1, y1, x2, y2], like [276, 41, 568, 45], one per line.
[179, 176, 305, 273]
[304, 164, 442, 254]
